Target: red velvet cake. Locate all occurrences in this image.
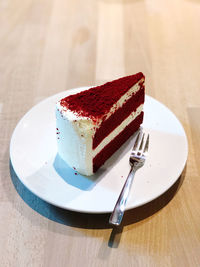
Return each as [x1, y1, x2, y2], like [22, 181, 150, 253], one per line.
[56, 72, 145, 175]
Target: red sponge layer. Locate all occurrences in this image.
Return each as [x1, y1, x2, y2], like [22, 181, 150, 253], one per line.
[93, 112, 144, 173]
[93, 87, 144, 149]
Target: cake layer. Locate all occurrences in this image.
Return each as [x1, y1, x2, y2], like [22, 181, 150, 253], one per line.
[56, 73, 145, 176]
[93, 112, 144, 173]
[93, 86, 144, 149]
[56, 102, 143, 175]
[59, 72, 144, 121]
[93, 104, 143, 158]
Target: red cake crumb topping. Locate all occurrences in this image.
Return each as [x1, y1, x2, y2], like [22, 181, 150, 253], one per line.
[60, 72, 144, 121]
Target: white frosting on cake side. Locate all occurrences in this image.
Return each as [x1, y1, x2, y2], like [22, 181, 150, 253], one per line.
[56, 104, 95, 175]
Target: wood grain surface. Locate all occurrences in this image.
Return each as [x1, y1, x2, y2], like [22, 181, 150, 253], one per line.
[1, 0, 200, 266]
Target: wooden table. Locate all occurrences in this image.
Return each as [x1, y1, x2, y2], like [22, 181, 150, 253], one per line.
[1, 0, 200, 266]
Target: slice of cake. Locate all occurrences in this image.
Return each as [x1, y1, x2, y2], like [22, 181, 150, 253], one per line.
[56, 72, 145, 176]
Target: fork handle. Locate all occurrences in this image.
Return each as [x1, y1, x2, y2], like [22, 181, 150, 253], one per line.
[109, 166, 136, 226]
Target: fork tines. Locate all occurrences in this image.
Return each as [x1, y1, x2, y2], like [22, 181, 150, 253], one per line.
[132, 131, 149, 155]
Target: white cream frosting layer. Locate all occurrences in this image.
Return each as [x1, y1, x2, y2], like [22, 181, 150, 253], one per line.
[56, 79, 144, 175]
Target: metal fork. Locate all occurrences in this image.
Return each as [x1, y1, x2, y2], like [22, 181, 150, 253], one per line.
[109, 130, 149, 226]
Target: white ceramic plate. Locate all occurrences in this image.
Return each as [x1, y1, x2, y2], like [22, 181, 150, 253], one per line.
[10, 88, 188, 213]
